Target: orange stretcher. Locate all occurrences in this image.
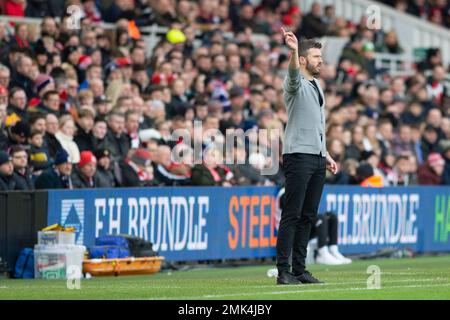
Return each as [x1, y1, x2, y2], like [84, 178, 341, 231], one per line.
[82, 256, 165, 276]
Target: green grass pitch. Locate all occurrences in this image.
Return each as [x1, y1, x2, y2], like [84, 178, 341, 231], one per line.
[1, 255, 450, 300]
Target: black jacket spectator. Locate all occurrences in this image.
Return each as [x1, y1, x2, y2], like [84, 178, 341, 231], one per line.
[35, 167, 72, 189]
[191, 164, 228, 186]
[0, 173, 15, 191]
[119, 159, 143, 187]
[105, 129, 130, 160]
[44, 132, 62, 159]
[71, 167, 103, 189]
[96, 166, 117, 188]
[301, 12, 327, 38]
[74, 125, 94, 152]
[13, 169, 34, 190]
[9, 73, 34, 99]
[35, 149, 73, 189]
[231, 163, 267, 186]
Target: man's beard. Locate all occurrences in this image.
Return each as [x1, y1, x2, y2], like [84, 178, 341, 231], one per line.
[306, 62, 321, 77]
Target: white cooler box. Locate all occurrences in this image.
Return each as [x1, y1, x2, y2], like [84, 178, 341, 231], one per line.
[34, 244, 86, 279]
[38, 231, 75, 245]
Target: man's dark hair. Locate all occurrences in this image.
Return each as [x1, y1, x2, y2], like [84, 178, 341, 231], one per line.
[107, 110, 125, 121]
[28, 113, 46, 126]
[78, 108, 95, 119]
[298, 39, 322, 58]
[125, 109, 139, 120]
[9, 87, 25, 100]
[43, 90, 59, 101]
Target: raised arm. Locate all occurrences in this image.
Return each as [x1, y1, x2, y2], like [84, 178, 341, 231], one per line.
[282, 27, 300, 70]
[281, 27, 301, 94]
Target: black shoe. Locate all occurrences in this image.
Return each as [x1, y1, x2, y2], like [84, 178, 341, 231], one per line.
[295, 271, 324, 284]
[277, 271, 302, 285]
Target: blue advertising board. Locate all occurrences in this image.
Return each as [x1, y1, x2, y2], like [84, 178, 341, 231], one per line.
[47, 186, 450, 261]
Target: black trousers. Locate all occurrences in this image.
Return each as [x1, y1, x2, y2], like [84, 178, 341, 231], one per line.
[310, 212, 339, 248]
[276, 153, 326, 275]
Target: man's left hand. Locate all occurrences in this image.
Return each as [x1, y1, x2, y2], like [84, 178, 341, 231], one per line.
[326, 152, 338, 175]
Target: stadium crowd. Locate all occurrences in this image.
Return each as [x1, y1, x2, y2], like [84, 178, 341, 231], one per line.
[0, 0, 449, 192]
[378, 0, 450, 28]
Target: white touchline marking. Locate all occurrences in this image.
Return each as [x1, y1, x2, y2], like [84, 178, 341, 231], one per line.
[195, 283, 450, 299]
[147, 282, 450, 300]
[242, 277, 449, 289]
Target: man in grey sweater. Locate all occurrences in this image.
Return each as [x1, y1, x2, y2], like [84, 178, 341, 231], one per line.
[276, 28, 338, 285]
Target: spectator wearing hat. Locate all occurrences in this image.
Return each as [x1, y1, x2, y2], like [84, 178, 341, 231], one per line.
[93, 95, 112, 117]
[120, 148, 155, 187]
[10, 145, 33, 190]
[35, 149, 73, 189]
[0, 150, 15, 191]
[5, 87, 27, 127]
[94, 148, 118, 188]
[6, 120, 30, 149]
[34, 74, 55, 99]
[55, 115, 80, 164]
[71, 150, 103, 188]
[74, 108, 95, 152]
[418, 152, 445, 185]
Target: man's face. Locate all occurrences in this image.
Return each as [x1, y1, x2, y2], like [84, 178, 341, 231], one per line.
[80, 162, 96, 178]
[98, 156, 110, 169]
[108, 115, 125, 134]
[0, 160, 13, 175]
[96, 102, 112, 115]
[30, 134, 43, 147]
[399, 126, 411, 143]
[302, 48, 322, 76]
[45, 94, 60, 111]
[396, 159, 409, 174]
[57, 162, 72, 176]
[126, 114, 140, 133]
[78, 116, 94, 132]
[195, 105, 208, 120]
[93, 121, 107, 139]
[10, 90, 27, 109]
[46, 114, 58, 135]
[0, 69, 10, 88]
[18, 57, 32, 76]
[424, 130, 438, 144]
[12, 150, 28, 170]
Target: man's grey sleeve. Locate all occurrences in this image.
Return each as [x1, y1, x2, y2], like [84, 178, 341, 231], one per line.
[283, 68, 301, 95]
